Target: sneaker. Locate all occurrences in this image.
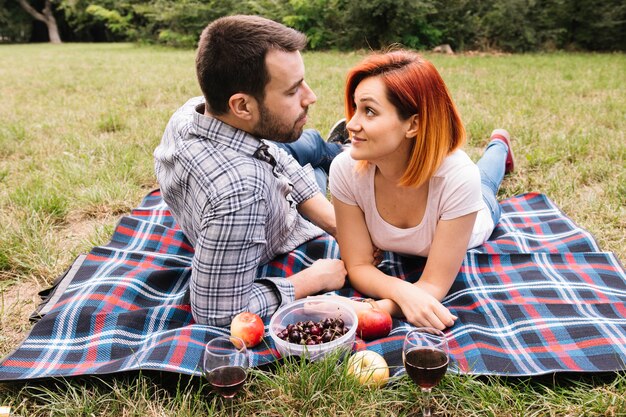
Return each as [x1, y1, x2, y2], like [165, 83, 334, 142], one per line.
[490, 128, 515, 174]
[327, 118, 350, 145]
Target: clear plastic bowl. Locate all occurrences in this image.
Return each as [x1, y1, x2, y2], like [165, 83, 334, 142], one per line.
[269, 297, 357, 361]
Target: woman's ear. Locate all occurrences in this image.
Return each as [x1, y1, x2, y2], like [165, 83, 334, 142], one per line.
[405, 114, 419, 138]
[228, 93, 257, 121]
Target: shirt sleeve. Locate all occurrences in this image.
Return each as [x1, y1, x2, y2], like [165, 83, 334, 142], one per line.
[439, 162, 484, 221]
[270, 143, 319, 204]
[328, 151, 359, 205]
[189, 180, 295, 326]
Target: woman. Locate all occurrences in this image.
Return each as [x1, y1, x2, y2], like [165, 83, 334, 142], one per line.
[329, 50, 514, 330]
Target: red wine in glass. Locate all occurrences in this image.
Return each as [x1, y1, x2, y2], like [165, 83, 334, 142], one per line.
[404, 347, 449, 389]
[403, 328, 449, 417]
[203, 336, 249, 399]
[207, 365, 247, 398]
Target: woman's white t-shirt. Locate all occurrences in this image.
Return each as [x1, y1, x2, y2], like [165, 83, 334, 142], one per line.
[329, 150, 494, 257]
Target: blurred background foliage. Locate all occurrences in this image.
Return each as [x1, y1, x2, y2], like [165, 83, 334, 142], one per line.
[2, 0, 625, 51]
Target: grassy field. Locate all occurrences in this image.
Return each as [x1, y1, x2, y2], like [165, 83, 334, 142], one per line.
[0, 43, 625, 416]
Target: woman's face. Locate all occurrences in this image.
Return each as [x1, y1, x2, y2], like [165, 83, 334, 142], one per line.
[346, 76, 415, 163]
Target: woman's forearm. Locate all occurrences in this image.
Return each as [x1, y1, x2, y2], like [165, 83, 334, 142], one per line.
[347, 264, 409, 316]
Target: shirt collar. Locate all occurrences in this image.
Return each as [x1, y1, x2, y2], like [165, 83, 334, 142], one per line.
[190, 99, 267, 157]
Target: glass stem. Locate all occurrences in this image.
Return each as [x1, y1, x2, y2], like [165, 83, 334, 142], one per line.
[422, 387, 432, 417]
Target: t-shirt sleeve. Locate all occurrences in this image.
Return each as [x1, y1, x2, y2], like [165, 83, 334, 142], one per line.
[439, 162, 485, 221]
[329, 152, 359, 206]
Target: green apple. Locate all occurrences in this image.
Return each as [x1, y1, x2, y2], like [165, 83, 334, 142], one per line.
[347, 350, 389, 387]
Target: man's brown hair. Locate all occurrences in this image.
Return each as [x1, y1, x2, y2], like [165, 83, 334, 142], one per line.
[196, 15, 307, 115]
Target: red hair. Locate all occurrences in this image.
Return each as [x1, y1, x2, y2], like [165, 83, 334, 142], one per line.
[345, 50, 465, 187]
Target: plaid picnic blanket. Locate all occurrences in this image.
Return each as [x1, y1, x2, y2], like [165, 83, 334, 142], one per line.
[0, 190, 625, 382]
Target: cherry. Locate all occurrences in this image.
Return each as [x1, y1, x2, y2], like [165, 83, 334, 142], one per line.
[279, 316, 350, 346]
[289, 331, 301, 343]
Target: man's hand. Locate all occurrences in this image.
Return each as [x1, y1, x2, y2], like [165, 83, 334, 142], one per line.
[372, 246, 383, 266]
[307, 259, 347, 292]
[289, 259, 347, 299]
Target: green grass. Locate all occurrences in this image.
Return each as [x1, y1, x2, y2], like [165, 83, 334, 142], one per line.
[0, 43, 625, 416]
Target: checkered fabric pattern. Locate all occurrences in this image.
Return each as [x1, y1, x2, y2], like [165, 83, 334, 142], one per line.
[0, 191, 624, 381]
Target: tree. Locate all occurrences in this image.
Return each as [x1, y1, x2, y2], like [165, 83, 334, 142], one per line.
[0, 0, 32, 42]
[18, 0, 61, 43]
[343, 0, 440, 50]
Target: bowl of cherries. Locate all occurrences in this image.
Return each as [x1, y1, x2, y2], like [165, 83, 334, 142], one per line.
[269, 297, 357, 361]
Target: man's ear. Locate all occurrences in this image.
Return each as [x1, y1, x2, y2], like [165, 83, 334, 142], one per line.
[228, 93, 257, 121]
[405, 114, 420, 138]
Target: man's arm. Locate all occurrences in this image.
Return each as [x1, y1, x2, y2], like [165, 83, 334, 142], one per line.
[298, 193, 336, 237]
[190, 190, 345, 326]
[269, 143, 337, 235]
[190, 195, 283, 326]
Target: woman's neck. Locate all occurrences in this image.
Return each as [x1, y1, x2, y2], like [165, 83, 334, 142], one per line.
[375, 161, 405, 184]
[373, 144, 413, 185]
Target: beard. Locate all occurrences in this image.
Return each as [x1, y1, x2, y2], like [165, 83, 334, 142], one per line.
[253, 101, 306, 143]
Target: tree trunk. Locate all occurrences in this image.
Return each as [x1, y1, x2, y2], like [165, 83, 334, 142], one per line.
[18, 0, 62, 44]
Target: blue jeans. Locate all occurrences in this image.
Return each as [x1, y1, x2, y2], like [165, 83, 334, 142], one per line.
[274, 129, 343, 192]
[476, 140, 508, 226]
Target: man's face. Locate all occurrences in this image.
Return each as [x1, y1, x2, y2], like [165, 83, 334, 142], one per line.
[252, 49, 317, 143]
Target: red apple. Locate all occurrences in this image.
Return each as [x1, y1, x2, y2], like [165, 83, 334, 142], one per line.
[356, 307, 392, 340]
[230, 312, 264, 348]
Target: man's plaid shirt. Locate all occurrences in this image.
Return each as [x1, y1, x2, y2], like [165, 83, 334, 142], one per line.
[154, 97, 323, 326]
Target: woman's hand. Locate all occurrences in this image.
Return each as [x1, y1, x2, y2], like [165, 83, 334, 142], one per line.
[393, 283, 456, 330]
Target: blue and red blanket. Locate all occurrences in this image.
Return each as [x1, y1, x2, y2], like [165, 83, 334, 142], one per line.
[0, 190, 625, 381]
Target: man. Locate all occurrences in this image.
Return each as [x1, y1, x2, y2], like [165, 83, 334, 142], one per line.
[154, 15, 348, 326]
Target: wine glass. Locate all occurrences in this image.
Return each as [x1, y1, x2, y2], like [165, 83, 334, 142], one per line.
[403, 328, 449, 417]
[203, 336, 249, 399]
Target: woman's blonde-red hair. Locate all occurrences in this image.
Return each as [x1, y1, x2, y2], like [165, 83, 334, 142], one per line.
[345, 50, 465, 187]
